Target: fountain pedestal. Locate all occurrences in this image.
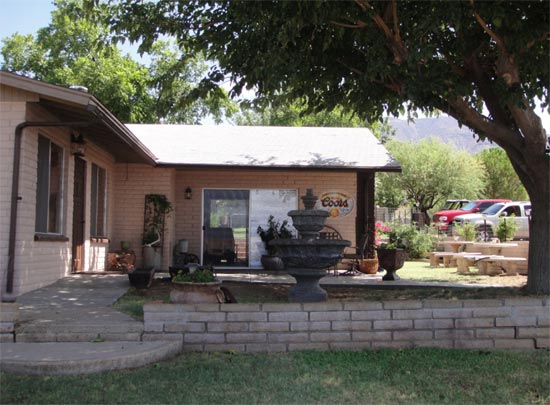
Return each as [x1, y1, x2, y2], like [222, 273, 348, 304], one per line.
[270, 189, 351, 302]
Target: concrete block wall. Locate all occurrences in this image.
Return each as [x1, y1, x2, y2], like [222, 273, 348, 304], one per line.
[143, 298, 549, 352]
[175, 168, 357, 260]
[0, 303, 18, 343]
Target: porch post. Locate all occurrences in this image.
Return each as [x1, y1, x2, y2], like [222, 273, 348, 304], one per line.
[356, 171, 375, 257]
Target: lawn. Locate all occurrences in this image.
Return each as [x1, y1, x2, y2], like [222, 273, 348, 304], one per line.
[1, 349, 548, 404]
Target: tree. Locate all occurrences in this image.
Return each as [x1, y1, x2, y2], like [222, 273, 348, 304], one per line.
[1, 0, 236, 123]
[234, 102, 395, 142]
[477, 148, 529, 201]
[103, 0, 549, 292]
[377, 138, 484, 222]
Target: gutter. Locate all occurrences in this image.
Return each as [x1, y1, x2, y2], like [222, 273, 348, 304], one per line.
[4, 121, 94, 301]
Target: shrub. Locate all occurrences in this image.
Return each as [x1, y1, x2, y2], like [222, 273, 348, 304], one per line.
[496, 216, 519, 241]
[454, 222, 477, 241]
[377, 222, 438, 259]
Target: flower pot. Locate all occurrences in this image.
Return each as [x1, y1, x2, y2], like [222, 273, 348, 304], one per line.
[359, 258, 379, 274]
[170, 281, 224, 304]
[128, 267, 155, 289]
[376, 248, 408, 281]
[260, 255, 285, 271]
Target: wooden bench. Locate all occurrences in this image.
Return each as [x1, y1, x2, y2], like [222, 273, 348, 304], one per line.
[454, 254, 499, 274]
[477, 257, 527, 276]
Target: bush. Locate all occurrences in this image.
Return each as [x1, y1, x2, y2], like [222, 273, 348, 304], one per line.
[454, 222, 477, 241]
[496, 216, 519, 241]
[379, 222, 439, 259]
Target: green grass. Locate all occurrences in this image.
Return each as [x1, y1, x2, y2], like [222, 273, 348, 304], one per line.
[1, 349, 548, 404]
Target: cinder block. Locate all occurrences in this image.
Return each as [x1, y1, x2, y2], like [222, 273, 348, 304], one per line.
[332, 321, 371, 331]
[475, 328, 515, 339]
[288, 342, 329, 351]
[494, 339, 535, 349]
[268, 332, 309, 343]
[226, 332, 267, 344]
[414, 319, 454, 330]
[249, 322, 289, 333]
[290, 321, 330, 332]
[454, 339, 494, 349]
[472, 307, 512, 318]
[204, 343, 245, 352]
[144, 322, 165, 332]
[352, 310, 391, 321]
[496, 316, 537, 327]
[383, 301, 423, 310]
[142, 333, 183, 342]
[455, 318, 495, 328]
[414, 340, 454, 349]
[433, 308, 472, 319]
[0, 334, 15, 343]
[184, 333, 225, 344]
[165, 322, 206, 333]
[517, 327, 550, 339]
[303, 302, 344, 311]
[310, 311, 350, 322]
[435, 329, 475, 340]
[393, 330, 433, 341]
[352, 331, 392, 341]
[226, 312, 267, 322]
[262, 303, 302, 312]
[513, 307, 549, 317]
[207, 322, 248, 333]
[310, 332, 351, 343]
[330, 341, 371, 351]
[372, 341, 414, 349]
[245, 343, 287, 353]
[505, 298, 545, 307]
[392, 309, 433, 320]
[0, 322, 15, 333]
[220, 303, 261, 312]
[535, 337, 550, 349]
[373, 320, 412, 330]
[462, 299, 503, 308]
[344, 302, 383, 311]
[269, 312, 308, 322]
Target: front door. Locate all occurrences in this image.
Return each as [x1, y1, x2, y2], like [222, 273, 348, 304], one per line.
[72, 157, 86, 272]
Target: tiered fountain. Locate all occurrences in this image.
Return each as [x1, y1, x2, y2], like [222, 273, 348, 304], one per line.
[270, 189, 351, 302]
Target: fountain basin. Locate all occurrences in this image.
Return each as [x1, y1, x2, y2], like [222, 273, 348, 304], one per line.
[270, 239, 350, 269]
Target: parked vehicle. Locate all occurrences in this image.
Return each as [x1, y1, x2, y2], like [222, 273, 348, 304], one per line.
[452, 201, 531, 240]
[432, 199, 511, 232]
[440, 199, 470, 211]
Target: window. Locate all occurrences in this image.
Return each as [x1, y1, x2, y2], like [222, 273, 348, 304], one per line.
[35, 135, 64, 234]
[90, 163, 107, 237]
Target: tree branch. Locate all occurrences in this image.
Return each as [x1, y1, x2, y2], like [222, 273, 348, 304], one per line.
[329, 20, 368, 29]
[469, 0, 508, 54]
[526, 31, 550, 49]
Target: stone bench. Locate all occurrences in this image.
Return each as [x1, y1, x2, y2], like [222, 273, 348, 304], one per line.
[477, 257, 527, 276]
[454, 254, 499, 274]
[430, 252, 458, 267]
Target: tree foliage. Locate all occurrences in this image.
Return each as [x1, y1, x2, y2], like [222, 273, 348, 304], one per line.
[377, 138, 484, 219]
[1, 0, 236, 123]
[477, 147, 528, 201]
[101, 0, 549, 292]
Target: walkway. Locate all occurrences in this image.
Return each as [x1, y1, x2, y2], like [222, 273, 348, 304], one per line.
[0, 274, 181, 376]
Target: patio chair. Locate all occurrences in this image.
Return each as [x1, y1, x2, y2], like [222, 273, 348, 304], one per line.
[341, 233, 370, 275]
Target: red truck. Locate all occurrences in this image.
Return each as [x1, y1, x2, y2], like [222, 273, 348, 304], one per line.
[432, 199, 511, 232]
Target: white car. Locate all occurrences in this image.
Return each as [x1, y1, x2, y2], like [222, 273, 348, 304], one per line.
[452, 201, 531, 240]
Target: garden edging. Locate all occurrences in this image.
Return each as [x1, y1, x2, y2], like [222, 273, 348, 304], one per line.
[143, 298, 549, 352]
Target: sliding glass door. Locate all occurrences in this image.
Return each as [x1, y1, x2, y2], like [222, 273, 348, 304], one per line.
[203, 190, 249, 267]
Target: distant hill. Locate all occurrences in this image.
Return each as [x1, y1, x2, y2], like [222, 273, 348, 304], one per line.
[388, 116, 495, 154]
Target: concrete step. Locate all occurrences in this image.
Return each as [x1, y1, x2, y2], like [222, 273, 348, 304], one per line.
[0, 340, 182, 375]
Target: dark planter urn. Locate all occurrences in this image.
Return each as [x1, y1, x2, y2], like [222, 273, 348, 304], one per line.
[260, 255, 285, 271]
[376, 248, 408, 281]
[128, 267, 155, 289]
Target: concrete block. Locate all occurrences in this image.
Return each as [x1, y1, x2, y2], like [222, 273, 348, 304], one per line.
[268, 332, 309, 343]
[494, 339, 535, 349]
[310, 332, 351, 343]
[433, 308, 472, 319]
[352, 331, 392, 341]
[472, 307, 512, 318]
[455, 318, 495, 328]
[392, 309, 433, 320]
[423, 300, 463, 309]
[505, 298, 546, 307]
[245, 343, 287, 353]
[144, 322, 164, 332]
[0, 334, 15, 343]
[414, 319, 454, 330]
[165, 322, 206, 333]
[372, 341, 415, 349]
[372, 320, 412, 330]
[330, 341, 371, 351]
[226, 333, 267, 344]
[249, 322, 289, 333]
[435, 329, 475, 340]
[262, 303, 302, 312]
[269, 312, 308, 322]
[517, 327, 550, 339]
[220, 303, 261, 312]
[332, 321, 371, 331]
[0, 322, 15, 333]
[290, 321, 330, 332]
[535, 337, 550, 349]
[207, 322, 248, 333]
[142, 333, 183, 342]
[184, 333, 225, 344]
[393, 330, 434, 341]
[288, 342, 329, 351]
[454, 339, 494, 349]
[204, 344, 245, 352]
[383, 301, 423, 310]
[344, 302, 383, 311]
[475, 328, 515, 339]
[512, 307, 549, 317]
[496, 316, 537, 327]
[352, 310, 391, 321]
[226, 312, 267, 322]
[303, 302, 344, 311]
[462, 299, 503, 308]
[414, 340, 453, 349]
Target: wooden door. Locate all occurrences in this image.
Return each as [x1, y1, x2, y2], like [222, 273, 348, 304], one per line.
[72, 157, 86, 272]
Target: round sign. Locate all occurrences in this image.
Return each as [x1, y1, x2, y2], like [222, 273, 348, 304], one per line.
[315, 191, 355, 218]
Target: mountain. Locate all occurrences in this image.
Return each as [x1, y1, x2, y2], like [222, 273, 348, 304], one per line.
[388, 116, 495, 154]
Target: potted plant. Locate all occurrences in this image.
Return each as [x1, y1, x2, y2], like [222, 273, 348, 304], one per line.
[257, 215, 293, 270]
[170, 267, 224, 304]
[375, 222, 409, 280]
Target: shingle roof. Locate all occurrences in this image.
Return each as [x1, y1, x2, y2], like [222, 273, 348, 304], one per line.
[126, 124, 400, 171]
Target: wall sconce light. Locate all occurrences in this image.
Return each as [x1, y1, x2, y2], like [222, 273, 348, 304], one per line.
[184, 187, 192, 200]
[70, 132, 86, 157]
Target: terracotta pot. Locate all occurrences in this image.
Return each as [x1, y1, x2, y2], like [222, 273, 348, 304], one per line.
[170, 281, 224, 304]
[359, 258, 379, 274]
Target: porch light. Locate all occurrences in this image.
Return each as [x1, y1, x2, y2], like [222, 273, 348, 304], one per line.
[70, 132, 86, 157]
[184, 187, 192, 200]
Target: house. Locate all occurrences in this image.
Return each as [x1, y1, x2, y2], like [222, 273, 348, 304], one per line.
[0, 71, 400, 301]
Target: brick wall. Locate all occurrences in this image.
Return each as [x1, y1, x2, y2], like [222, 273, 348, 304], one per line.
[143, 298, 549, 352]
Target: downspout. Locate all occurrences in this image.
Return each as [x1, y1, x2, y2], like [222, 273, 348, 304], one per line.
[4, 121, 94, 301]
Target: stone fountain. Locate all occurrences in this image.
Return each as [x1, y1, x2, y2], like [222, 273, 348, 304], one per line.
[270, 189, 351, 302]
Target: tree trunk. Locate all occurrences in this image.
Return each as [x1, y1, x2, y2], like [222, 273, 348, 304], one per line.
[525, 184, 550, 294]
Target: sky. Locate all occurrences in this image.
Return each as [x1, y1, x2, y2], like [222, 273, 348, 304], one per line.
[1, 0, 548, 131]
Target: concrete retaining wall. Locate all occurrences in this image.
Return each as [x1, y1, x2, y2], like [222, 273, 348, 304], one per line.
[143, 298, 550, 352]
[0, 303, 18, 343]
